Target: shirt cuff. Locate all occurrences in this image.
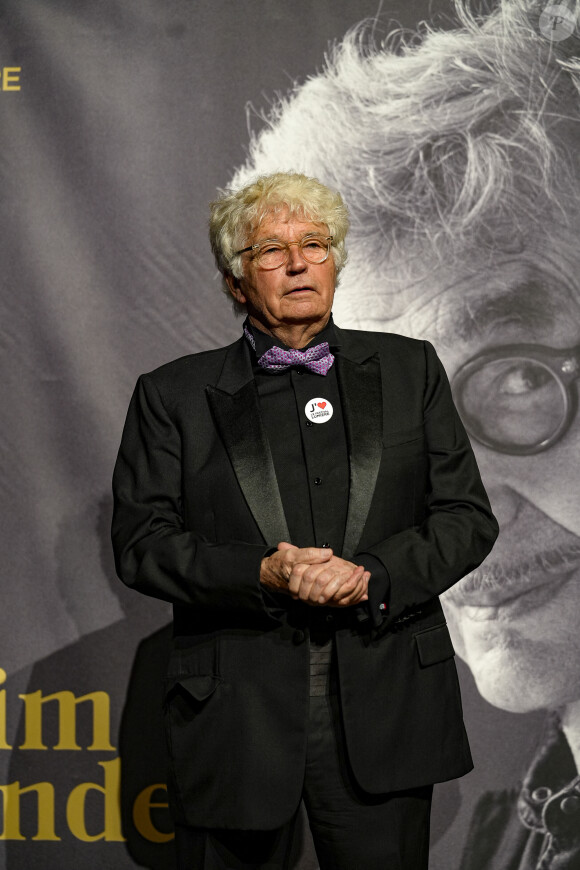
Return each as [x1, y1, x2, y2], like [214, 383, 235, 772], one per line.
[354, 553, 391, 628]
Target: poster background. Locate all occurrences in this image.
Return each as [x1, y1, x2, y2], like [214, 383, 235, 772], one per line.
[0, 1, 556, 867]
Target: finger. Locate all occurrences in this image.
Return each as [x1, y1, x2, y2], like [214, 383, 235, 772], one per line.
[296, 572, 318, 603]
[296, 564, 343, 603]
[331, 587, 365, 607]
[293, 546, 333, 564]
[317, 566, 364, 603]
[298, 561, 338, 586]
[326, 570, 368, 606]
[277, 541, 296, 552]
[287, 561, 311, 597]
[313, 567, 363, 604]
[299, 562, 349, 595]
[335, 572, 370, 607]
[288, 558, 337, 594]
[325, 567, 365, 602]
[323, 556, 358, 572]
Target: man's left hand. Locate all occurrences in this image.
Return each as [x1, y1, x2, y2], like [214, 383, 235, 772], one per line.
[278, 543, 370, 607]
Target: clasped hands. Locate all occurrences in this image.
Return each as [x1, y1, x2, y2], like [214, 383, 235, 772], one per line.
[260, 542, 369, 608]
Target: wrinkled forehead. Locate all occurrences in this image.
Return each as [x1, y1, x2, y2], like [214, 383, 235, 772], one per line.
[246, 203, 325, 240]
[336, 216, 580, 350]
[334, 268, 580, 385]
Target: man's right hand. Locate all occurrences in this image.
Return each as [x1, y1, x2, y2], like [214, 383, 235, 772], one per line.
[260, 543, 369, 608]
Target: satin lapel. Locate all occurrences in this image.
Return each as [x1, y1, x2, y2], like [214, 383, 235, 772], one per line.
[205, 339, 290, 547]
[336, 352, 383, 559]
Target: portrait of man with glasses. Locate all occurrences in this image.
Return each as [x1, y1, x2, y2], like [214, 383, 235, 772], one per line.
[229, 0, 580, 866]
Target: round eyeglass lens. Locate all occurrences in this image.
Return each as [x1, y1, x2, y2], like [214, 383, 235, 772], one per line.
[257, 237, 328, 269]
[458, 356, 567, 449]
[300, 238, 328, 263]
[258, 244, 287, 269]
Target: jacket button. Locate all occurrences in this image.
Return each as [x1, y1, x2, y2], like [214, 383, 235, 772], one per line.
[292, 630, 306, 645]
[314, 477, 322, 485]
[560, 795, 580, 815]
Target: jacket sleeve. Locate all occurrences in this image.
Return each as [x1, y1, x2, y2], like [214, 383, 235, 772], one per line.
[111, 373, 278, 619]
[363, 340, 498, 626]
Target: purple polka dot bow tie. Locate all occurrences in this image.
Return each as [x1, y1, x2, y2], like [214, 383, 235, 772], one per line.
[244, 327, 335, 375]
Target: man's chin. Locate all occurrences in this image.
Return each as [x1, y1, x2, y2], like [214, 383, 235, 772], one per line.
[443, 599, 580, 713]
[457, 636, 549, 713]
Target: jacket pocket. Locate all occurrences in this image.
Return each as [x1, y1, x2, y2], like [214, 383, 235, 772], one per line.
[164, 673, 222, 705]
[414, 623, 455, 667]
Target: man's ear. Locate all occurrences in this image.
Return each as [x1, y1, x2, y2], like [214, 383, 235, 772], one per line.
[225, 272, 247, 305]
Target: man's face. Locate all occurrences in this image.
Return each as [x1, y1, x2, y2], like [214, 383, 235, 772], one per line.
[227, 212, 337, 336]
[334, 226, 580, 714]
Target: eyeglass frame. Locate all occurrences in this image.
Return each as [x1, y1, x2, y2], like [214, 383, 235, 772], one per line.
[235, 234, 334, 270]
[451, 342, 580, 455]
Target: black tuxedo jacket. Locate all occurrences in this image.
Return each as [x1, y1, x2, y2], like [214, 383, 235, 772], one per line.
[112, 326, 498, 830]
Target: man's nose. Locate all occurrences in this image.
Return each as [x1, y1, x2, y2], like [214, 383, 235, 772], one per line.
[286, 243, 308, 272]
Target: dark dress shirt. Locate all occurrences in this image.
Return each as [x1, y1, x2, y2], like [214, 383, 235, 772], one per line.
[247, 316, 349, 553]
[245, 316, 390, 695]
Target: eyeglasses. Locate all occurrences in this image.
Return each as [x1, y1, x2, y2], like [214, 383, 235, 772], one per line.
[236, 234, 333, 270]
[452, 343, 580, 455]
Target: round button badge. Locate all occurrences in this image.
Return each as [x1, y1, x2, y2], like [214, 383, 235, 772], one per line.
[305, 397, 333, 424]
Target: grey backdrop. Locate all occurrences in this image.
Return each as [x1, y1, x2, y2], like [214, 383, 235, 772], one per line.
[0, 1, 559, 868]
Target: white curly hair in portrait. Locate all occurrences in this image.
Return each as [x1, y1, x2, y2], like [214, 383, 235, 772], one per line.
[230, 0, 580, 327]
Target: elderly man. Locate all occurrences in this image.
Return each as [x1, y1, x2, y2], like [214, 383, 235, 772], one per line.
[227, 1, 580, 867]
[112, 171, 497, 869]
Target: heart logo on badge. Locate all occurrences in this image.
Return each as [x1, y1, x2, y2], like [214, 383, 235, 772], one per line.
[305, 397, 333, 424]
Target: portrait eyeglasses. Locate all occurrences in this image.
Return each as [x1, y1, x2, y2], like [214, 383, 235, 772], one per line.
[452, 343, 580, 455]
[236, 235, 333, 270]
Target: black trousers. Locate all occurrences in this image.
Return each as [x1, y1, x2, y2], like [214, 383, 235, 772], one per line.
[174, 691, 433, 870]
